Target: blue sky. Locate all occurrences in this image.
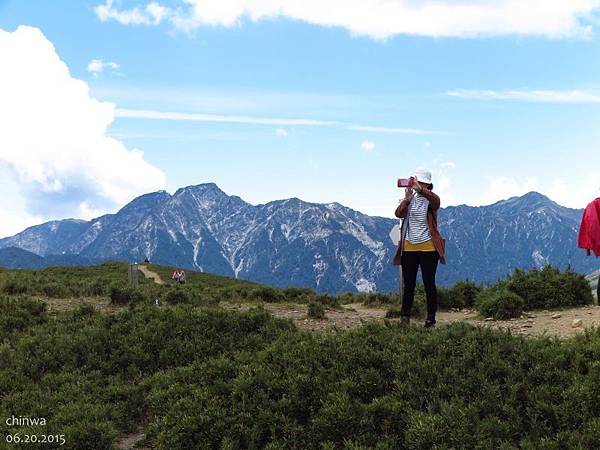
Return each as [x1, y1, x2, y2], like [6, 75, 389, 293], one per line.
[0, 0, 599, 237]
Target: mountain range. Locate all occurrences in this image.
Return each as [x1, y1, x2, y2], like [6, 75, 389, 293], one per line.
[0, 183, 597, 293]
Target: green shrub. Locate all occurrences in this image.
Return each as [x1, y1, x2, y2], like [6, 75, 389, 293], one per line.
[71, 304, 97, 320]
[307, 300, 326, 319]
[314, 293, 340, 309]
[385, 306, 403, 318]
[41, 282, 70, 298]
[60, 417, 117, 450]
[336, 292, 362, 305]
[250, 286, 283, 303]
[380, 292, 426, 319]
[0, 261, 136, 300]
[363, 292, 397, 307]
[193, 291, 220, 308]
[5, 263, 600, 450]
[87, 280, 106, 297]
[164, 288, 191, 305]
[0, 295, 47, 339]
[440, 280, 483, 310]
[1, 276, 29, 295]
[109, 284, 145, 305]
[506, 266, 593, 310]
[282, 287, 314, 300]
[476, 289, 524, 319]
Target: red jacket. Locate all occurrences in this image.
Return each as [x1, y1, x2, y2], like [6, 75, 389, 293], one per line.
[392, 188, 446, 265]
[579, 198, 600, 257]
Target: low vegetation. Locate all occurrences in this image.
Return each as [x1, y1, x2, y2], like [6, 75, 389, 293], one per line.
[1, 298, 600, 449]
[0, 263, 597, 448]
[307, 300, 325, 319]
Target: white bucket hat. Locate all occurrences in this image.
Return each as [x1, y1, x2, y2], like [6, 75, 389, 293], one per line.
[413, 167, 432, 185]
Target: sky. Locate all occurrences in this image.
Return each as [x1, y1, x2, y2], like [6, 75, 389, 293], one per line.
[0, 0, 599, 238]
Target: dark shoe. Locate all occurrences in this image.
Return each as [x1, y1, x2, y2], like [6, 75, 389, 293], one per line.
[424, 319, 436, 328]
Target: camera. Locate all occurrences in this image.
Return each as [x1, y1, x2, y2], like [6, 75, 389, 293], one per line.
[397, 177, 414, 188]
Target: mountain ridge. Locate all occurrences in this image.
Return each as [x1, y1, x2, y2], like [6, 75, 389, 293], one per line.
[0, 184, 596, 293]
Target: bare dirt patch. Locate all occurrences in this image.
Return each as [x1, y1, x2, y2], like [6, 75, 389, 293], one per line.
[222, 301, 600, 339]
[138, 265, 164, 285]
[115, 431, 148, 450]
[40, 296, 114, 314]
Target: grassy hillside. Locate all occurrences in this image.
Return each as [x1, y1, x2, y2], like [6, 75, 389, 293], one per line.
[0, 261, 595, 316]
[0, 263, 598, 449]
[2, 296, 600, 449]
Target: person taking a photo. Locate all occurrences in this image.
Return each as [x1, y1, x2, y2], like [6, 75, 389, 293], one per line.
[393, 168, 446, 327]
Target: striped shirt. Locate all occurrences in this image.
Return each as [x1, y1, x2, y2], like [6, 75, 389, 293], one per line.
[406, 193, 432, 244]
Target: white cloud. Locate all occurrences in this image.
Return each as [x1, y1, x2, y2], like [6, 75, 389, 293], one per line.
[0, 26, 166, 234]
[95, 0, 600, 39]
[548, 174, 600, 208]
[78, 201, 107, 221]
[447, 89, 600, 103]
[0, 207, 43, 239]
[481, 176, 538, 205]
[116, 108, 339, 126]
[361, 140, 375, 153]
[430, 161, 457, 206]
[275, 127, 288, 137]
[87, 58, 120, 74]
[95, 0, 169, 25]
[347, 125, 446, 135]
[115, 108, 443, 135]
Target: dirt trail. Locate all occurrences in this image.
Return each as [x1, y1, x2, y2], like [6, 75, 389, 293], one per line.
[222, 301, 600, 339]
[115, 431, 148, 450]
[138, 265, 164, 285]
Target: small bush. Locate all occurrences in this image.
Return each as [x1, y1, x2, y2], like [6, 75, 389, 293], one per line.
[314, 293, 340, 309]
[506, 266, 593, 310]
[385, 306, 403, 318]
[282, 287, 314, 300]
[71, 304, 97, 320]
[164, 288, 190, 305]
[363, 292, 397, 307]
[110, 284, 145, 305]
[250, 286, 283, 303]
[476, 289, 524, 319]
[336, 292, 361, 305]
[0, 295, 47, 338]
[87, 280, 106, 297]
[307, 300, 325, 319]
[439, 280, 483, 310]
[193, 291, 220, 308]
[41, 282, 70, 298]
[1, 277, 29, 295]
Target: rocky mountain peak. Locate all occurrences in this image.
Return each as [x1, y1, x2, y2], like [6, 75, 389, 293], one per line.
[0, 186, 595, 292]
[117, 190, 172, 215]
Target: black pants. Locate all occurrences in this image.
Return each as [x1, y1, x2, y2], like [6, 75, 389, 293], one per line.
[400, 251, 440, 322]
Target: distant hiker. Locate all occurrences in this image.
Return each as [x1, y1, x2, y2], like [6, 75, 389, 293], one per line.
[179, 270, 186, 284]
[578, 196, 600, 299]
[172, 270, 180, 283]
[393, 168, 446, 328]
